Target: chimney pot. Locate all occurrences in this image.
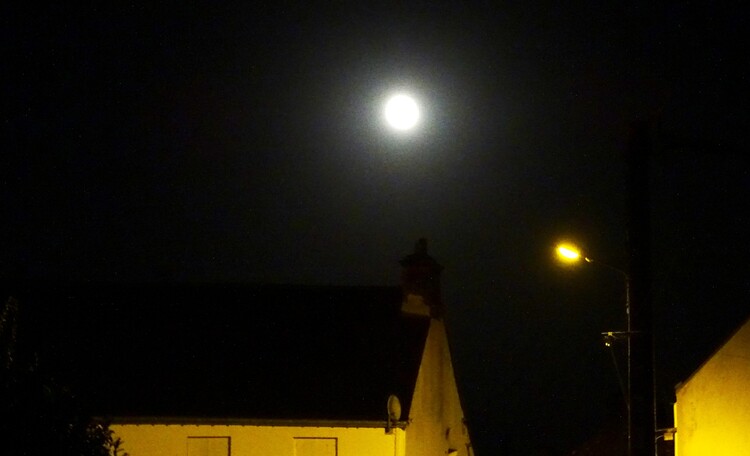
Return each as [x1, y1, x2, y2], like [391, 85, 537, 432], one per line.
[400, 239, 443, 318]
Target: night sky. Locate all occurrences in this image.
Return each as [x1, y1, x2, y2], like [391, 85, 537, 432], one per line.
[3, 2, 749, 455]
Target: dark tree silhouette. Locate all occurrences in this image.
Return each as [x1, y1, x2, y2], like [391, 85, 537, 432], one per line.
[1, 296, 126, 456]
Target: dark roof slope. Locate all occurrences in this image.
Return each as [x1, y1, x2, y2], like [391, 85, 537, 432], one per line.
[11, 283, 429, 422]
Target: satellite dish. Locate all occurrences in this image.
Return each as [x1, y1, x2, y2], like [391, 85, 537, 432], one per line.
[387, 394, 402, 421]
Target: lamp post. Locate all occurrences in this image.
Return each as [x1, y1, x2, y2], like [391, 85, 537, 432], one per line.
[555, 242, 633, 456]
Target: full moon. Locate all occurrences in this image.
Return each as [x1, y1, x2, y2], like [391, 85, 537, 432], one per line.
[384, 94, 420, 130]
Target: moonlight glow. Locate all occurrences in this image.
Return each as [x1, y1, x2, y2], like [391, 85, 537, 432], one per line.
[384, 94, 420, 130]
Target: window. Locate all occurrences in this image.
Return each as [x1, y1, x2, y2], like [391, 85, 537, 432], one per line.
[187, 437, 230, 456]
[294, 438, 337, 456]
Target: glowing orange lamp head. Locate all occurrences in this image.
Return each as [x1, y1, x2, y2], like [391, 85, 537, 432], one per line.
[555, 242, 591, 265]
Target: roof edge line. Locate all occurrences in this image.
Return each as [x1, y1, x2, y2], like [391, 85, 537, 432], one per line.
[102, 416, 408, 429]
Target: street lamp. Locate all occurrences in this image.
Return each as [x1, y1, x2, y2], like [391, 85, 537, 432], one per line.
[554, 242, 633, 456]
[555, 243, 592, 264]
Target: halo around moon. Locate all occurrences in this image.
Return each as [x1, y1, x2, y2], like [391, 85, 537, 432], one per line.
[384, 94, 420, 130]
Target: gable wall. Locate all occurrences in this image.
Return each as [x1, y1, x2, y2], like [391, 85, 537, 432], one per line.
[674, 319, 750, 455]
[112, 424, 404, 456]
[406, 319, 471, 456]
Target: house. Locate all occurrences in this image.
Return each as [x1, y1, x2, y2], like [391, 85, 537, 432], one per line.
[19, 240, 473, 456]
[673, 315, 750, 455]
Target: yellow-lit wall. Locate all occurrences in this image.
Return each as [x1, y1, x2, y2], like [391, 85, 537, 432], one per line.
[407, 317, 472, 456]
[112, 423, 404, 456]
[674, 318, 750, 456]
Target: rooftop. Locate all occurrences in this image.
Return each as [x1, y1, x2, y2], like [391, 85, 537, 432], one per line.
[11, 282, 430, 423]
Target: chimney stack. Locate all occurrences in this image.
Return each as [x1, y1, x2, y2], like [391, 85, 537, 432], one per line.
[400, 238, 444, 318]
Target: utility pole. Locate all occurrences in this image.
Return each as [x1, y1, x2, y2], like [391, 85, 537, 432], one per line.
[625, 121, 656, 456]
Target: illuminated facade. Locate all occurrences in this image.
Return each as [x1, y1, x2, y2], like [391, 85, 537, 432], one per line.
[113, 424, 406, 456]
[25, 241, 472, 456]
[673, 316, 750, 455]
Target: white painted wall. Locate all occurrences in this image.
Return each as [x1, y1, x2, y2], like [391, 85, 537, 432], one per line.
[112, 424, 405, 456]
[674, 318, 750, 456]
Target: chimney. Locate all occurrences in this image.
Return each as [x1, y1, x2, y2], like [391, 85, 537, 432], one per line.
[400, 238, 444, 318]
